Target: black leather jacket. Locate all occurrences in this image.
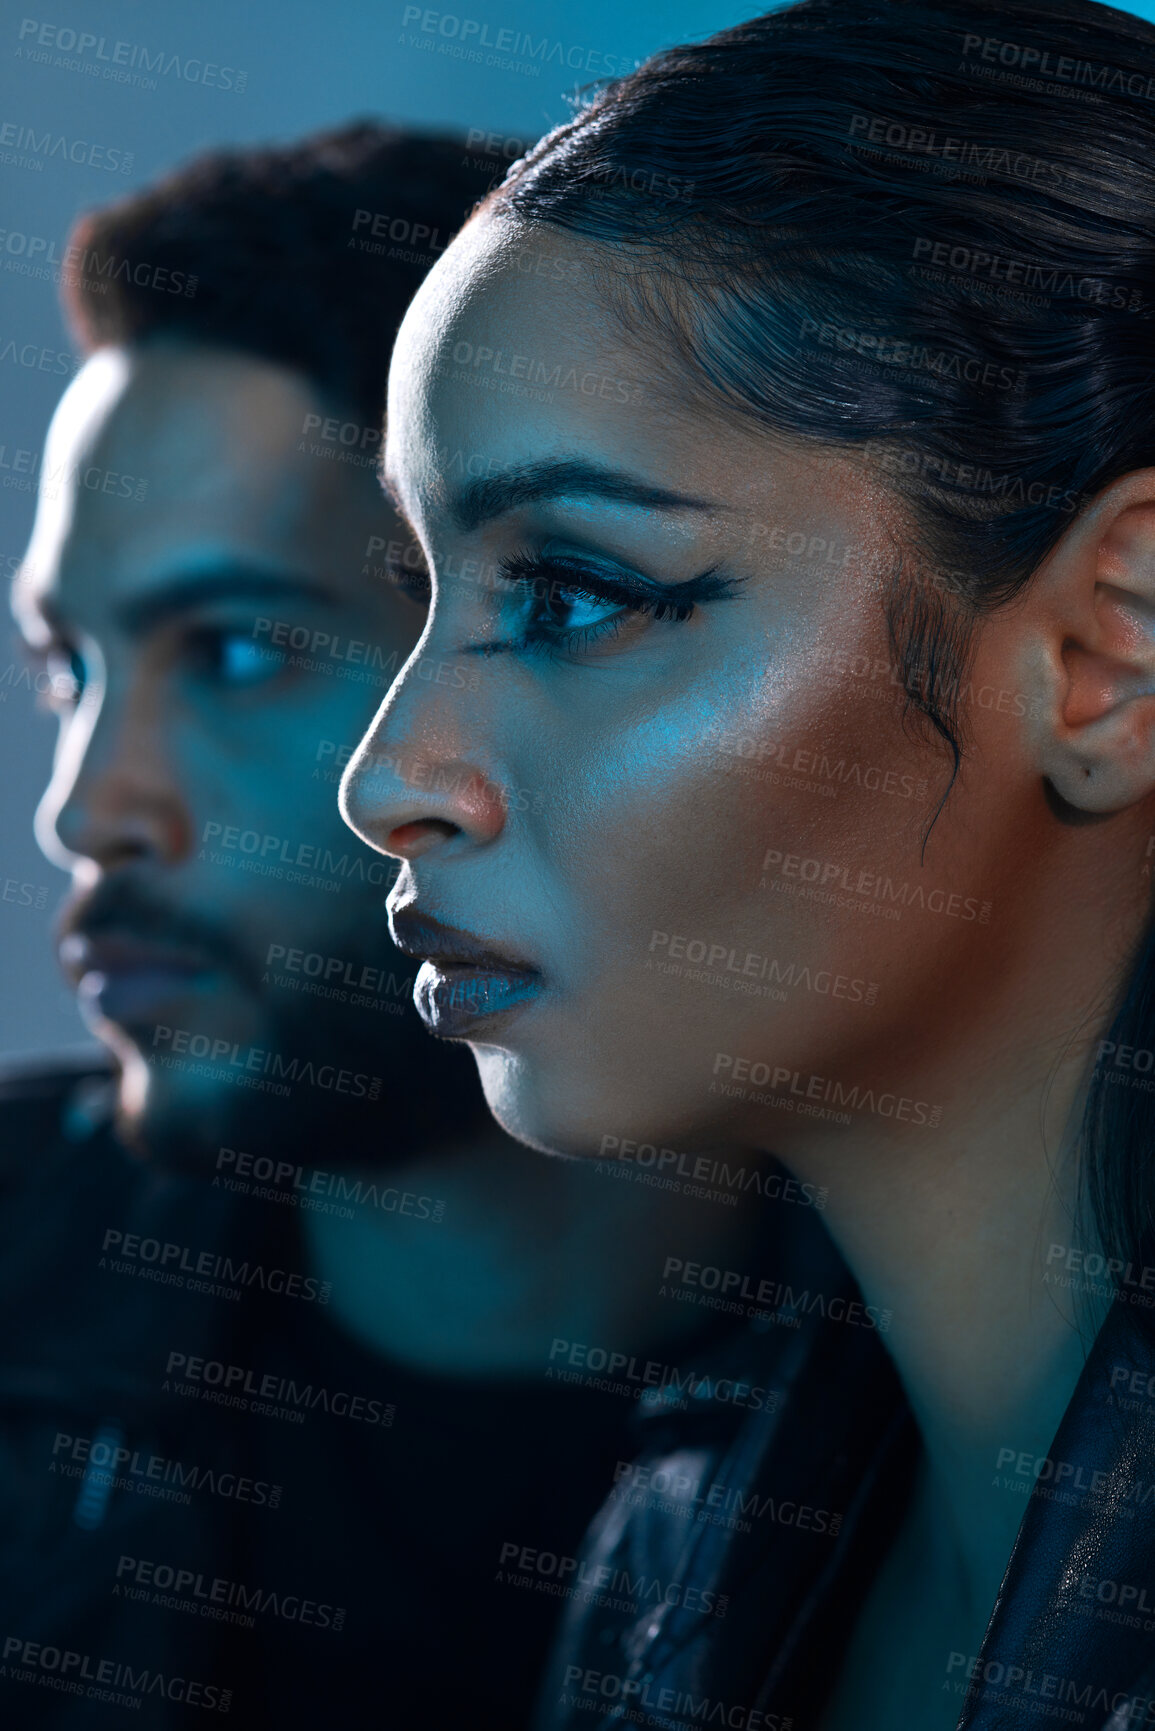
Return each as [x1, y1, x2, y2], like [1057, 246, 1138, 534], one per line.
[535, 1210, 1155, 1731]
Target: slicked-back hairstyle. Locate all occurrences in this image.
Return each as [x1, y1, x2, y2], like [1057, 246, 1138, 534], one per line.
[64, 121, 496, 428]
[484, 0, 1155, 1280]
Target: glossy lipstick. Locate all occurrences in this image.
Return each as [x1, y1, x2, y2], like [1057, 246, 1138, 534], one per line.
[389, 909, 542, 1038]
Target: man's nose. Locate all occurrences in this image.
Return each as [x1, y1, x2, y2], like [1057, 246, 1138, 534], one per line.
[36, 680, 194, 874]
[340, 652, 507, 861]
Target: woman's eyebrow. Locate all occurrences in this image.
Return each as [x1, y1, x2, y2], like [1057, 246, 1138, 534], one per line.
[380, 457, 721, 534]
[450, 458, 720, 531]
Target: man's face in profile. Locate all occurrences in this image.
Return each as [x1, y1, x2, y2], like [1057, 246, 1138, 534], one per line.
[15, 341, 433, 1168]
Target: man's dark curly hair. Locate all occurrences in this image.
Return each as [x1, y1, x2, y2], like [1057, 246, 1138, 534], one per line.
[63, 120, 497, 427]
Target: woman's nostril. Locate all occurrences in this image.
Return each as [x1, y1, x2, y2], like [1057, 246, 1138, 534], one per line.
[387, 818, 458, 857]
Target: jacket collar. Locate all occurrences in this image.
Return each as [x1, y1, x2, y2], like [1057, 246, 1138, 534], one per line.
[540, 1262, 1155, 1730]
[958, 1297, 1155, 1730]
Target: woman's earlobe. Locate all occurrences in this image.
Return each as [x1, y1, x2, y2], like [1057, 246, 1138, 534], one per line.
[1027, 487, 1155, 815]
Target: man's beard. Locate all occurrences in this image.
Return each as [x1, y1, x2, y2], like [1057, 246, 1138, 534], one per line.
[120, 984, 424, 1177]
[60, 873, 489, 1178]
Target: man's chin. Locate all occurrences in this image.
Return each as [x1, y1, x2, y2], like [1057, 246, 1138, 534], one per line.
[110, 1049, 403, 1179]
[111, 1061, 270, 1177]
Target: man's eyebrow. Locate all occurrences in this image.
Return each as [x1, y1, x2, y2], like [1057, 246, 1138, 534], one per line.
[111, 567, 335, 636]
[385, 458, 718, 534]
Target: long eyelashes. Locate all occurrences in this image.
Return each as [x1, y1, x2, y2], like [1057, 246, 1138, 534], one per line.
[485, 549, 742, 660]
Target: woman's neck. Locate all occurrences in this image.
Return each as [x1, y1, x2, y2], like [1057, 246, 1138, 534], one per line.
[779, 1025, 1109, 1616]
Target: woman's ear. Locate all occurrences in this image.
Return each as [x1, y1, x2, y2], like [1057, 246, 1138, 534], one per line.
[1028, 470, 1155, 814]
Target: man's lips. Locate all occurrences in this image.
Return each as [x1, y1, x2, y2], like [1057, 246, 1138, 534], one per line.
[59, 933, 217, 1022]
[388, 908, 543, 1038]
[59, 933, 215, 987]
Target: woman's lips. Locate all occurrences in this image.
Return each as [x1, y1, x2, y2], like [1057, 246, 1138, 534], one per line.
[413, 962, 542, 1038]
[389, 908, 543, 1038]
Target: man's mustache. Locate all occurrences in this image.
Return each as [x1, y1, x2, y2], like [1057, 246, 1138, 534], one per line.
[57, 875, 257, 986]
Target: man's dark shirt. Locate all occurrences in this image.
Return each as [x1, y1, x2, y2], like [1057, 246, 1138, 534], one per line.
[0, 1059, 684, 1728]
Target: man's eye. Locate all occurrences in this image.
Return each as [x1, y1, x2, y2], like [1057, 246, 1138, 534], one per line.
[385, 561, 432, 608]
[42, 647, 85, 708]
[187, 627, 286, 687]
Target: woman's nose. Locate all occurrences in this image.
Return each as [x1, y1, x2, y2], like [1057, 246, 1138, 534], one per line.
[340, 660, 508, 860]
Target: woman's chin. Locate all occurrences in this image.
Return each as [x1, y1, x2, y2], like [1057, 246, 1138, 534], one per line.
[468, 1041, 712, 1163]
[469, 1044, 600, 1157]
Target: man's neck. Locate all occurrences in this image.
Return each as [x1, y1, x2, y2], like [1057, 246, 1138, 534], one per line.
[300, 1129, 765, 1379]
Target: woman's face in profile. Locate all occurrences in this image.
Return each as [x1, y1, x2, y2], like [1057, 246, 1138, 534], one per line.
[346, 214, 1059, 1160]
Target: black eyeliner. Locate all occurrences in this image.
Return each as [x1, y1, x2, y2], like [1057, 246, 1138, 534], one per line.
[497, 548, 743, 613]
[460, 547, 744, 660]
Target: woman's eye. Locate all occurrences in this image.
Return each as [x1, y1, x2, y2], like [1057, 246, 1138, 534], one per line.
[535, 581, 625, 635]
[188, 627, 286, 688]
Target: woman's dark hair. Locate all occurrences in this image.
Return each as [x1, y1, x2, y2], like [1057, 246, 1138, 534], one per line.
[63, 121, 495, 428]
[487, 0, 1155, 1279]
